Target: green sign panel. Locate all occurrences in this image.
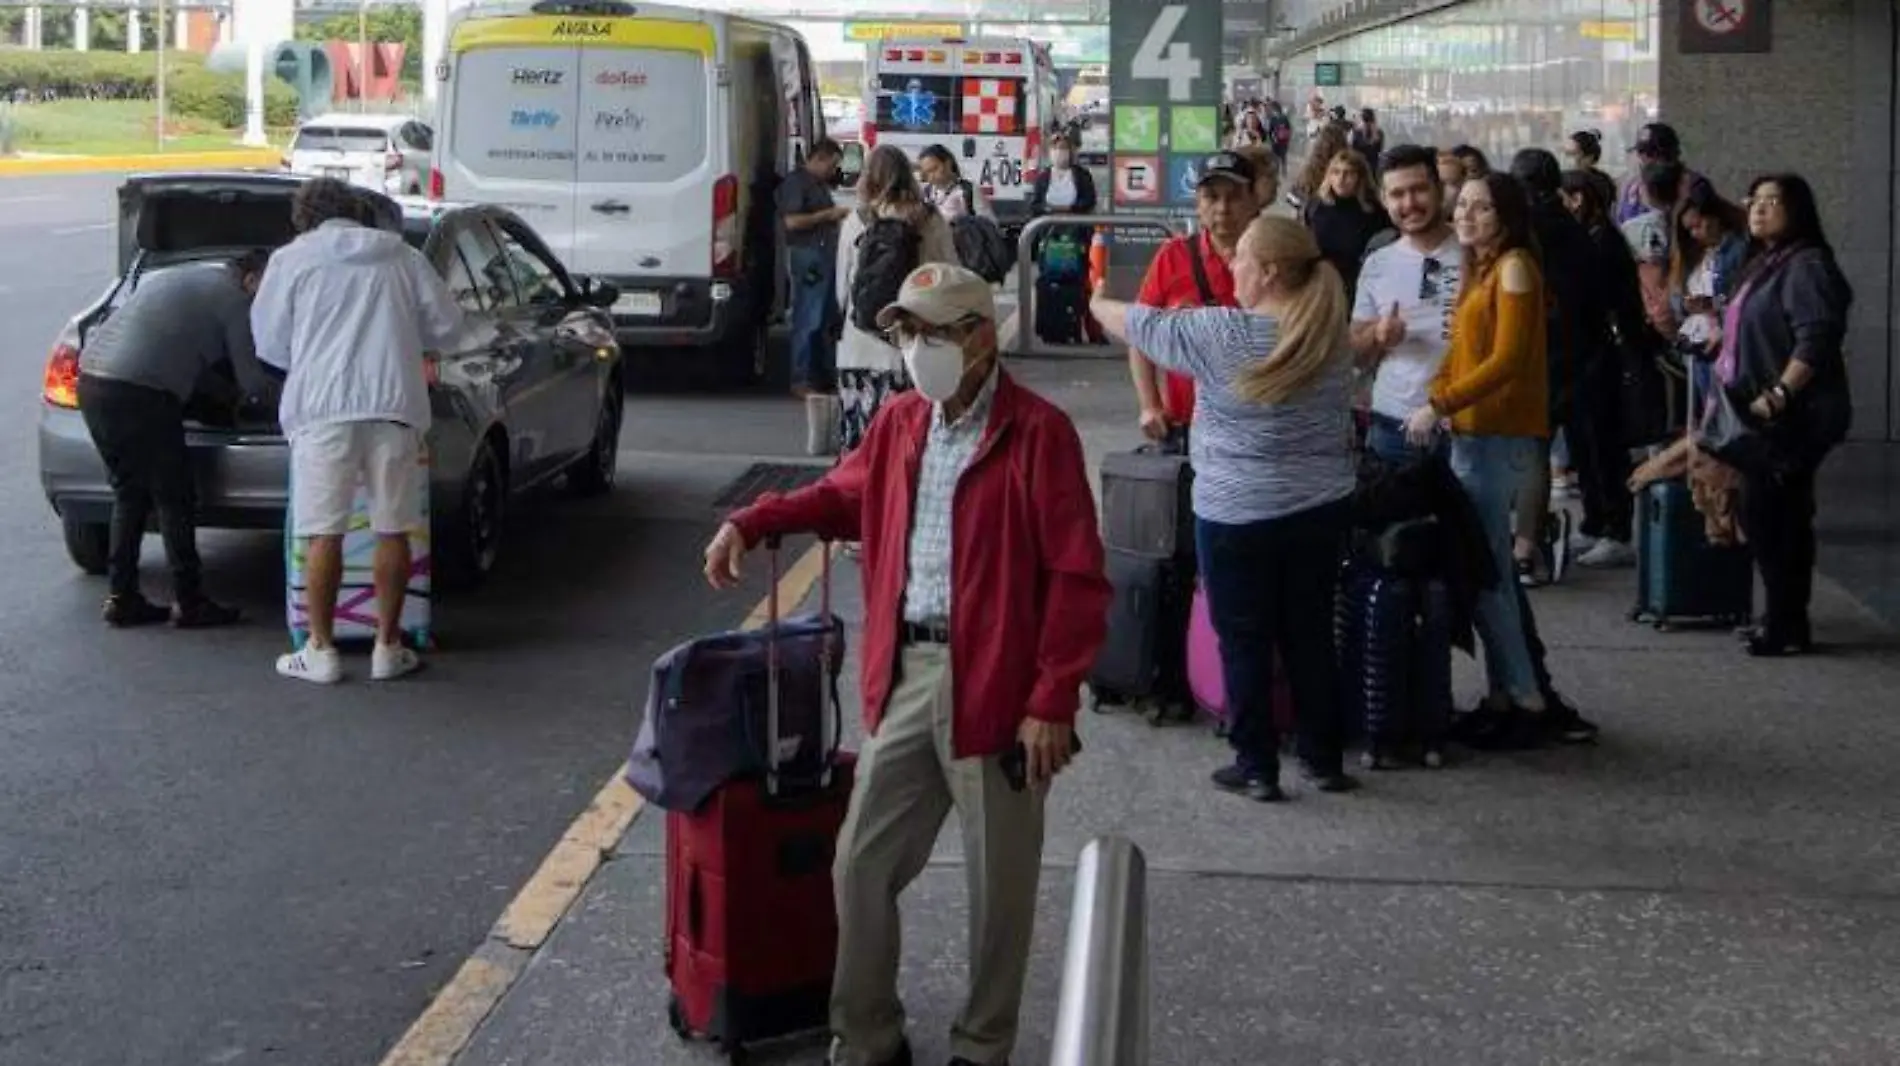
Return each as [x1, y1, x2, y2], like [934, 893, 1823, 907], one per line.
[1109, 0, 1224, 209]
[1314, 61, 1364, 87]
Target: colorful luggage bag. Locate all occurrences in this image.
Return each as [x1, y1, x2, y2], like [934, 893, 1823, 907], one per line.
[1336, 561, 1453, 768]
[1631, 478, 1754, 629]
[652, 544, 853, 1061]
[1185, 579, 1295, 739]
[285, 443, 431, 650]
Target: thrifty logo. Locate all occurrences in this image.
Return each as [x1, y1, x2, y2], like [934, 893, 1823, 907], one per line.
[511, 109, 560, 128]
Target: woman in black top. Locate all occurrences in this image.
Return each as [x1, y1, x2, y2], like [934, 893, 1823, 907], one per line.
[1718, 174, 1854, 656]
[1299, 149, 1388, 299]
[1562, 129, 1620, 218]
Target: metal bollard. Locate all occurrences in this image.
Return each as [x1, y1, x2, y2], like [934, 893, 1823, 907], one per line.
[1013, 215, 1182, 359]
[1049, 836, 1149, 1066]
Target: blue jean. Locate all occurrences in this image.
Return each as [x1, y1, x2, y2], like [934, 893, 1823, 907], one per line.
[787, 244, 834, 388]
[1196, 500, 1352, 778]
[1448, 435, 1541, 704]
[1366, 412, 1448, 467]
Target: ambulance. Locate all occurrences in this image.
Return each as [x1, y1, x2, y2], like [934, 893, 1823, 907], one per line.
[859, 37, 1062, 227]
[433, 0, 824, 382]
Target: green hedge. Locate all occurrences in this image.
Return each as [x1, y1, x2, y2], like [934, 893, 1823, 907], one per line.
[0, 51, 298, 128]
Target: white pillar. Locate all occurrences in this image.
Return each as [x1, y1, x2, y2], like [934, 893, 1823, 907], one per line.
[25, 7, 43, 50]
[218, 12, 233, 44]
[174, 8, 188, 50]
[234, 0, 293, 147]
[74, 4, 90, 51]
[127, 0, 142, 53]
[422, 0, 449, 106]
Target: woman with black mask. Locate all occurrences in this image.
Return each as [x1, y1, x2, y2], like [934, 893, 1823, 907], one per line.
[1718, 174, 1854, 656]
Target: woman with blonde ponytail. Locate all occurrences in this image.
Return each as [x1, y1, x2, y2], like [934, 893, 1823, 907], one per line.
[1092, 215, 1359, 803]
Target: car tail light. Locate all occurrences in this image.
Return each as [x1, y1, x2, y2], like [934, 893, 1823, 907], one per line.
[861, 121, 876, 148]
[712, 174, 739, 278]
[43, 341, 80, 409]
[385, 150, 402, 172]
[428, 167, 444, 199]
[905, 49, 924, 61]
[1005, 52, 1022, 64]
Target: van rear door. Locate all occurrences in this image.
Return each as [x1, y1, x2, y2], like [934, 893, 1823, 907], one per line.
[567, 22, 716, 299]
[441, 41, 582, 262]
[869, 42, 1034, 207]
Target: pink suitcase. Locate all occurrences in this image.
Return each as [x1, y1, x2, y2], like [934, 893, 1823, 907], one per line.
[1186, 581, 1296, 736]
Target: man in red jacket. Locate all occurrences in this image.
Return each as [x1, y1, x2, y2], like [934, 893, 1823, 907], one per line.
[704, 263, 1110, 1066]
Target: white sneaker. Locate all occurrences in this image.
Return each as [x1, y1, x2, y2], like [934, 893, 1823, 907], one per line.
[278, 646, 343, 685]
[1577, 539, 1637, 568]
[1566, 531, 1599, 555]
[371, 643, 422, 681]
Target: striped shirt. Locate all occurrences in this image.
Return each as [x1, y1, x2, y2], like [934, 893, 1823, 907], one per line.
[902, 368, 999, 623]
[1125, 305, 1355, 525]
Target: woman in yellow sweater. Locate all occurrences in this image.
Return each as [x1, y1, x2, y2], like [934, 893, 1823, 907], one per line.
[1401, 172, 1550, 745]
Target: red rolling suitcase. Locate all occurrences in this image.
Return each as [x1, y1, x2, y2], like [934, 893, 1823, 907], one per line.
[665, 545, 853, 1062]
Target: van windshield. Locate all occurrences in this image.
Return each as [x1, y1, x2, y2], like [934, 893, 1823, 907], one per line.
[294, 126, 392, 153]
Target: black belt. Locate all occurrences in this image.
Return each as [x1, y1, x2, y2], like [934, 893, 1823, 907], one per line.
[901, 620, 951, 645]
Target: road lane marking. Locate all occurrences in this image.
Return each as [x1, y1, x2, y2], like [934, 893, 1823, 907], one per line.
[375, 538, 832, 1066]
[50, 222, 114, 236]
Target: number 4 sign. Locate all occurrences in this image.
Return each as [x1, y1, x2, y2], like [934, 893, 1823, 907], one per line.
[1132, 6, 1201, 101]
[1110, 0, 1222, 109]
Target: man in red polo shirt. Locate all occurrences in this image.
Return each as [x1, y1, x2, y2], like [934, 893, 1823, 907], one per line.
[1129, 151, 1258, 439]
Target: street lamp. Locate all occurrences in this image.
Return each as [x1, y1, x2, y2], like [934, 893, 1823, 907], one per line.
[359, 0, 370, 112]
[155, 0, 167, 149]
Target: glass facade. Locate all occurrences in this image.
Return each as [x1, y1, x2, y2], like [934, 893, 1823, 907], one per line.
[1281, 0, 1659, 164]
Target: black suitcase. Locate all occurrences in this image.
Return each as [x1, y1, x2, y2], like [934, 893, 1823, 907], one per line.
[1100, 442, 1194, 562]
[1035, 274, 1087, 344]
[1089, 548, 1194, 722]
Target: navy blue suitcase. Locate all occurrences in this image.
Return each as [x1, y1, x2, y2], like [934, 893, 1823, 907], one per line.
[1631, 478, 1754, 629]
[1337, 560, 1453, 768]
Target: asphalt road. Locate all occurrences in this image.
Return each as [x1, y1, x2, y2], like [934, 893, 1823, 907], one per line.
[0, 173, 819, 1066]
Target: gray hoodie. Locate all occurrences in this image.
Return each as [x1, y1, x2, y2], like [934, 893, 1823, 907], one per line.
[249, 219, 467, 437]
[80, 261, 271, 402]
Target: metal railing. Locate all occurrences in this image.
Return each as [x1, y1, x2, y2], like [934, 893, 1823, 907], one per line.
[1012, 214, 1183, 360]
[1049, 835, 1149, 1066]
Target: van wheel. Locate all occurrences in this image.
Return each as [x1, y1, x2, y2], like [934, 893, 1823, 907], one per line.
[719, 321, 768, 389]
[436, 439, 506, 590]
[63, 514, 110, 575]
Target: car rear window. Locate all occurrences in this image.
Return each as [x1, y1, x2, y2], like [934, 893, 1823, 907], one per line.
[294, 126, 392, 153]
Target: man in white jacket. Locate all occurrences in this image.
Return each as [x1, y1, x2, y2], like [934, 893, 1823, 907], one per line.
[250, 179, 469, 684]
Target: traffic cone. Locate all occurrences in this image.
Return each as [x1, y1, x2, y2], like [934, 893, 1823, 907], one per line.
[1087, 227, 1109, 294]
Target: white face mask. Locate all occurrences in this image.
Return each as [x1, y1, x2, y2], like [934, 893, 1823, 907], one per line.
[902, 335, 969, 402]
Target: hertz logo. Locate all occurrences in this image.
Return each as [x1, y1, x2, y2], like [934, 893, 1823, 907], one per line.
[550, 19, 613, 37]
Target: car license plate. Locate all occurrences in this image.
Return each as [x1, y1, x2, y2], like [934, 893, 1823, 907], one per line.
[322, 167, 351, 180]
[615, 291, 663, 317]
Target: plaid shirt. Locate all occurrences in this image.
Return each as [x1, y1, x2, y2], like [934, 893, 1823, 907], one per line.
[902, 369, 999, 624]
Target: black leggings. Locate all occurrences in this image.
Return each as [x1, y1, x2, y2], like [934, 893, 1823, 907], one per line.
[1739, 459, 1821, 642]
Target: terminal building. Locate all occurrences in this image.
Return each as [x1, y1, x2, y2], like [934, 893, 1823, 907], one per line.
[1262, 0, 1899, 448]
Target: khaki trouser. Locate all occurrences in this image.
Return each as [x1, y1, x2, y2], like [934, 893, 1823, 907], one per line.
[830, 644, 1047, 1066]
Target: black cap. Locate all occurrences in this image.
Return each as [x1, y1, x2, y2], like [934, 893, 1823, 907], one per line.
[1632, 122, 1681, 159]
[1196, 151, 1258, 189]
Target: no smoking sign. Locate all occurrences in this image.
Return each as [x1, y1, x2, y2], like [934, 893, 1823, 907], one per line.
[1681, 0, 1771, 53]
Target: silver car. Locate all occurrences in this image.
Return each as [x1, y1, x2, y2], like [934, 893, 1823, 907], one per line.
[285, 113, 434, 197]
[39, 172, 627, 589]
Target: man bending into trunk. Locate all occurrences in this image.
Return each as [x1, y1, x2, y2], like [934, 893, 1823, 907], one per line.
[251, 179, 468, 684]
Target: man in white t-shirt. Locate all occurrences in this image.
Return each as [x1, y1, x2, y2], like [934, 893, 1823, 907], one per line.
[1348, 144, 1464, 465]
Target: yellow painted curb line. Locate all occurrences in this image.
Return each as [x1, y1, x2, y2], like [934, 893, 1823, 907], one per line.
[0, 148, 283, 177]
[376, 538, 834, 1066]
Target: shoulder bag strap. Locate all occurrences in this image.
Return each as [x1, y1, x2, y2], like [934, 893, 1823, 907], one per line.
[1185, 234, 1218, 307]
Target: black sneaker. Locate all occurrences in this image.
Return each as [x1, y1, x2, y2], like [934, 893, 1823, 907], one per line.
[1211, 763, 1286, 802]
[830, 1037, 911, 1066]
[1545, 697, 1600, 745]
[948, 1058, 1007, 1066]
[103, 595, 171, 628]
[1302, 766, 1362, 793]
[172, 598, 243, 629]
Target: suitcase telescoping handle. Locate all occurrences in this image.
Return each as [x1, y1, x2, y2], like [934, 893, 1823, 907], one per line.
[762, 535, 837, 797]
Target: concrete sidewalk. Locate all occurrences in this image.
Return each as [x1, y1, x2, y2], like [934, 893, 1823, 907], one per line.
[446, 359, 1900, 1066]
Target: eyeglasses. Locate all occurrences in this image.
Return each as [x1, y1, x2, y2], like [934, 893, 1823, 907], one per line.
[1746, 194, 1784, 209]
[1419, 257, 1444, 301]
[886, 316, 978, 346]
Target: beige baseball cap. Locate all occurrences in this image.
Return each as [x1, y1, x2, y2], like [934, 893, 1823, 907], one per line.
[874, 263, 997, 331]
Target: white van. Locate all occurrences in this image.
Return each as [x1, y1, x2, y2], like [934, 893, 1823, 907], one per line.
[859, 37, 1062, 227]
[433, 0, 825, 381]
